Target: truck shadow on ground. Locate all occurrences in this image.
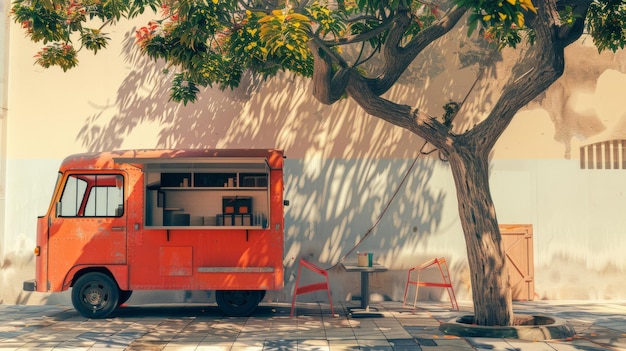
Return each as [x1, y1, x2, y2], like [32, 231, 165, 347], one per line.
[110, 303, 290, 319]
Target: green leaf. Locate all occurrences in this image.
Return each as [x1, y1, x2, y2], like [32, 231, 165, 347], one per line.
[34, 43, 78, 71]
[81, 29, 110, 54]
[467, 14, 480, 36]
[170, 73, 200, 105]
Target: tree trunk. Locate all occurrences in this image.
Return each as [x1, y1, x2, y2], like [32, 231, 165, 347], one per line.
[447, 146, 513, 326]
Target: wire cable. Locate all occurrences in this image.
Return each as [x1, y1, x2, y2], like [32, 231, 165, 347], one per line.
[324, 140, 430, 270]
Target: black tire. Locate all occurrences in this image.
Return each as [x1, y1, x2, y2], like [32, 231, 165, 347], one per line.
[118, 290, 133, 305]
[215, 290, 262, 317]
[71, 272, 119, 319]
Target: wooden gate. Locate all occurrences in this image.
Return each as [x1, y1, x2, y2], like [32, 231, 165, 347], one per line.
[500, 224, 535, 301]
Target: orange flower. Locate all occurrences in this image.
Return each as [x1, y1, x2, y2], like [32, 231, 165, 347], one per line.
[161, 3, 170, 16]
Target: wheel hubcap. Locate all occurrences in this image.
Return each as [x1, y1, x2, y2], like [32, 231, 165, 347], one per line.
[227, 291, 248, 306]
[83, 284, 107, 307]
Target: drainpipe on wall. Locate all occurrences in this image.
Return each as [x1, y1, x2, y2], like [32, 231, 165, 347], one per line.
[0, 1, 9, 260]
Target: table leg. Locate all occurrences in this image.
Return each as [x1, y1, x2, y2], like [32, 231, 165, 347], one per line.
[350, 271, 382, 318]
[361, 272, 369, 311]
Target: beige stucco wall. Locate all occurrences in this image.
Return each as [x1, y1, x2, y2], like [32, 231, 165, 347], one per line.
[3, 10, 626, 307]
[1, 0, 13, 303]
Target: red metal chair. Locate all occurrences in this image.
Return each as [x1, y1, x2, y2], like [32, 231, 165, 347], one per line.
[403, 257, 459, 311]
[290, 258, 335, 317]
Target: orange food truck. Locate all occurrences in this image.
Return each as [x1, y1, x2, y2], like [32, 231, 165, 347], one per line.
[23, 149, 286, 318]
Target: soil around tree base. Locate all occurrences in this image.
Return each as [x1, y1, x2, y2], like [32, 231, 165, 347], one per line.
[439, 314, 576, 341]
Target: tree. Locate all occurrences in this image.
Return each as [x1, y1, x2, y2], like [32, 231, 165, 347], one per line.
[11, 0, 626, 326]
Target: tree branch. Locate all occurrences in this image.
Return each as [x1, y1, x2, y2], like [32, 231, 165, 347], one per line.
[320, 14, 395, 47]
[368, 5, 467, 95]
[344, 72, 453, 150]
[465, 0, 590, 153]
[309, 39, 351, 104]
[310, 4, 467, 105]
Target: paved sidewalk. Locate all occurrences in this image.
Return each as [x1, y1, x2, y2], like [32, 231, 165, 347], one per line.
[0, 300, 625, 350]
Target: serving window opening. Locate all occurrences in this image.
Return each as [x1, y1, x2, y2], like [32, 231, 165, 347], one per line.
[142, 159, 271, 228]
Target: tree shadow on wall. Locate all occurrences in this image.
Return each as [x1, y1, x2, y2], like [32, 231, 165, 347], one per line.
[75, 31, 243, 151]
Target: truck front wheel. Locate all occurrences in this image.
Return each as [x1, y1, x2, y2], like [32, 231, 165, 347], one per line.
[215, 290, 262, 316]
[71, 272, 119, 319]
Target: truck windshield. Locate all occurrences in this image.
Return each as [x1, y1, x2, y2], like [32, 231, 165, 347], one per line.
[59, 174, 124, 217]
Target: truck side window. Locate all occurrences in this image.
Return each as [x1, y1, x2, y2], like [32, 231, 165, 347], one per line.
[59, 174, 124, 217]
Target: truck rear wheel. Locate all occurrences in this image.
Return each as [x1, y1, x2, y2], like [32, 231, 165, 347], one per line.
[215, 290, 262, 316]
[71, 272, 119, 319]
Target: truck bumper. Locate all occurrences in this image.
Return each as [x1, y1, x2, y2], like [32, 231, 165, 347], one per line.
[23, 279, 36, 291]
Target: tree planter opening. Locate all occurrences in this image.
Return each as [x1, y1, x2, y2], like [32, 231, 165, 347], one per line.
[439, 314, 576, 341]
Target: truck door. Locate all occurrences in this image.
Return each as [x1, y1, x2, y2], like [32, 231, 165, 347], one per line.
[48, 172, 127, 291]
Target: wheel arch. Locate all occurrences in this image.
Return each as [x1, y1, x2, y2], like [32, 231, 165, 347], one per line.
[64, 265, 129, 290]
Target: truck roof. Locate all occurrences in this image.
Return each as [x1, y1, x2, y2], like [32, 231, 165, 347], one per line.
[58, 149, 285, 171]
